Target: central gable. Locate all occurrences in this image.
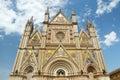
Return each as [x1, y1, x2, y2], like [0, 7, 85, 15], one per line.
[50, 11, 70, 24]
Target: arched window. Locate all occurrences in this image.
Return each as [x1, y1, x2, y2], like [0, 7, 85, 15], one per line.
[87, 66, 96, 74]
[24, 66, 34, 80]
[24, 66, 34, 73]
[57, 69, 65, 76]
[87, 66, 96, 79]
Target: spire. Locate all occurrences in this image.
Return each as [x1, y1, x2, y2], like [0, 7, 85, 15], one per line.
[30, 16, 33, 22]
[25, 16, 34, 34]
[26, 19, 29, 24]
[59, 9, 61, 12]
[87, 19, 91, 24]
[45, 7, 49, 13]
[71, 9, 77, 23]
[44, 8, 49, 22]
[26, 19, 30, 26]
[72, 9, 75, 15]
[87, 19, 94, 28]
[26, 17, 33, 27]
[87, 19, 97, 38]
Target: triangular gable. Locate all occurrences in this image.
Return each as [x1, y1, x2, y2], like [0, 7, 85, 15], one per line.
[79, 29, 92, 47]
[43, 44, 77, 67]
[29, 29, 41, 44]
[79, 29, 90, 42]
[81, 50, 100, 73]
[82, 50, 98, 68]
[54, 47, 68, 57]
[49, 44, 71, 59]
[21, 50, 38, 70]
[50, 11, 70, 24]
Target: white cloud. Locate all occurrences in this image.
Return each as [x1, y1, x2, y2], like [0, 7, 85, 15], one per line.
[0, 35, 4, 39]
[96, 0, 120, 15]
[84, 8, 92, 17]
[103, 31, 119, 46]
[78, 8, 92, 24]
[0, 0, 69, 35]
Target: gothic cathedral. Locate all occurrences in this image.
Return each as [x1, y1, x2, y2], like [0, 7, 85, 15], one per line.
[9, 9, 110, 80]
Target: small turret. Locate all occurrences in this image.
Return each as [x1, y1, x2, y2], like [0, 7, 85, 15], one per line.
[42, 8, 49, 48]
[71, 10, 79, 48]
[87, 20, 94, 29]
[71, 10, 78, 35]
[43, 8, 49, 33]
[44, 8, 49, 23]
[87, 20, 100, 48]
[72, 10, 77, 24]
[19, 16, 34, 48]
[29, 16, 33, 22]
[87, 20, 96, 37]
[25, 16, 34, 34]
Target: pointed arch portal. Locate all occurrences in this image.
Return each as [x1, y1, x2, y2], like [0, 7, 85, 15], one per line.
[43, 57, 78, 76]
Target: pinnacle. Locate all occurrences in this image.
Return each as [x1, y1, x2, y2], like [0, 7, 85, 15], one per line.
[30, 16, 33, 22]
[72, 9, 75, 14]
[46, 7, 49, 13]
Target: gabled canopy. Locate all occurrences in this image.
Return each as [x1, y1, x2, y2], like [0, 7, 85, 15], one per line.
[79, 29, 92, 47]
[29, 29, 42, 44]
[50, 10, 71, 24]
[48, 44, 72, 59]
[42, 44, 78, 70]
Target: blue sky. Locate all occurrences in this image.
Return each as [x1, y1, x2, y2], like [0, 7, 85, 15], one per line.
[0, 0, 120, 80]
